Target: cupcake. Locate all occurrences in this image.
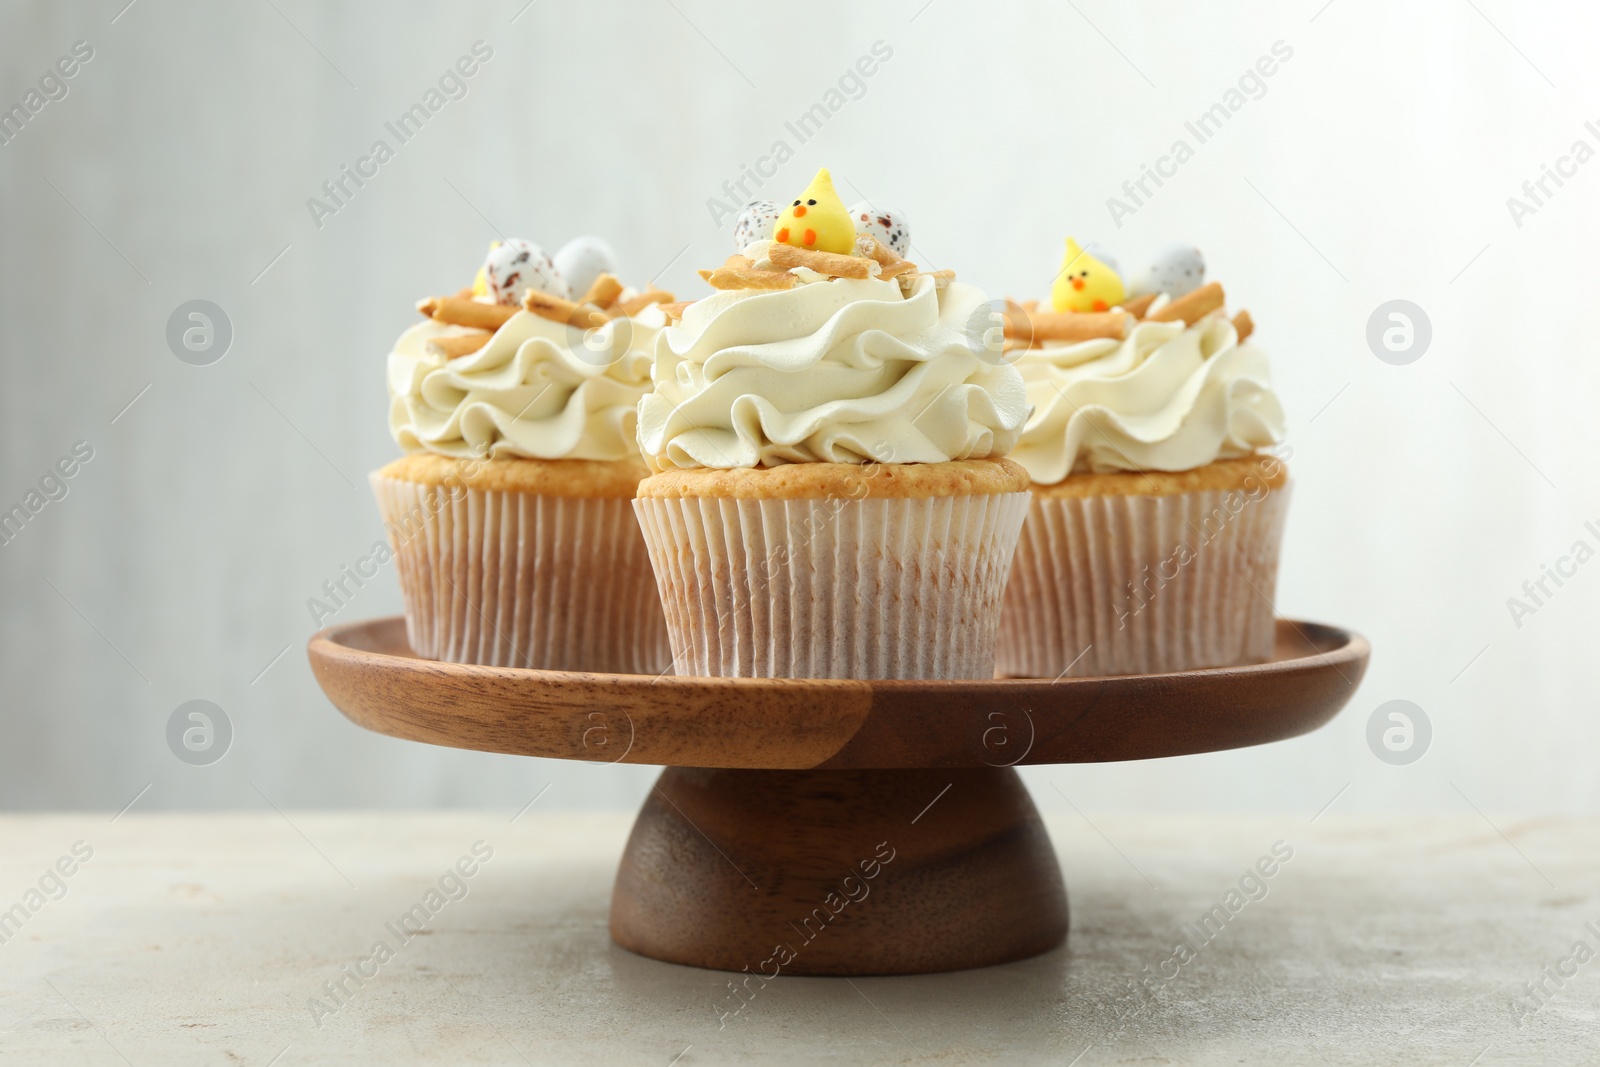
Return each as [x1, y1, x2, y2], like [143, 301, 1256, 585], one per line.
[375, 236, 676, 673]
[996, 240, 1288, 678]
[633, 168, 1031, 680]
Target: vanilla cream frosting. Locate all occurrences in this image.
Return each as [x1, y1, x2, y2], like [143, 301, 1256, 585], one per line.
[636, 273, 1029, 471]
[389, 307, 663, 462]
[1009, 312, 1285, 484]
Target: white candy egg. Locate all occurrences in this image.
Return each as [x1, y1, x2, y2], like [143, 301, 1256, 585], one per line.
[1130, 244, 1206, 299]
[552, 236, 616, 301]
[483, 239, 568, 304]
[733, 201, 783, 252]
[847, 202, 911, 257]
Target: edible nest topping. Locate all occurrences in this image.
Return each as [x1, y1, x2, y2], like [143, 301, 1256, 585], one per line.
[694, 237, 948, 293]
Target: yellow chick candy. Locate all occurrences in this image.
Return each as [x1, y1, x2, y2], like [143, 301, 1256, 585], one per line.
[471, 240, 501, 297]
[1051, 238, 1126, 313]
[772, 168, 856, 255]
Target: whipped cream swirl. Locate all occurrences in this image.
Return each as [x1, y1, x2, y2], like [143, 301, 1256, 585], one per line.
[1009, 313, 1284, 483]
[389, 307, 663, 462]
[636, 274, 1028, 470]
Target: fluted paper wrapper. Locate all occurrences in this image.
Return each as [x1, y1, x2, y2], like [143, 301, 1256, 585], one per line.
[372, 474, 671, 674]
[997, 482, 1291, 678]
[634, 493, 1030, 679]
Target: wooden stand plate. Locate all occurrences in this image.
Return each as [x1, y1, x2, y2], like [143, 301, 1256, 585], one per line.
[309, 618, 1368, 976]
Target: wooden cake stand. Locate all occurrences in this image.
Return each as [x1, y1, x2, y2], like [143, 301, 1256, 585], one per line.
[308, 617, 1368, 976]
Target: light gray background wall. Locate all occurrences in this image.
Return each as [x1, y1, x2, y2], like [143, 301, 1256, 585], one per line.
[2, 0, 1594, 814]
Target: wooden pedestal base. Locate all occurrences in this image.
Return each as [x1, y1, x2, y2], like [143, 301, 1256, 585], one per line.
[609, 767, 1069, 976]
[310, 616, 1369, 978]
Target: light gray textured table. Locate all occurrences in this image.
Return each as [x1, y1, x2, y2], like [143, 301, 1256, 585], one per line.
[1, 813, 1594, 1065]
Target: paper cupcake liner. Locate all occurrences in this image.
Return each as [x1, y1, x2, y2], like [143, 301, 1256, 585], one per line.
[633, 492, 1030, 679]
[996, 481, 1291, 678]
[372, 474, 671, 674]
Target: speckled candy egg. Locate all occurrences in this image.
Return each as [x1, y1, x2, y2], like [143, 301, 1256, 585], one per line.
[847, 202, 911, 257]
[553, 236, 616, 302]
[1130, 244, 1206, 300]
[733, 201, 783, 252]
[483, 239, 568, 305]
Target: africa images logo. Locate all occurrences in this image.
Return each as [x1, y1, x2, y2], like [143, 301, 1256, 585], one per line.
[305, 41, 494, 230]
[0, 40, 95, 148]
